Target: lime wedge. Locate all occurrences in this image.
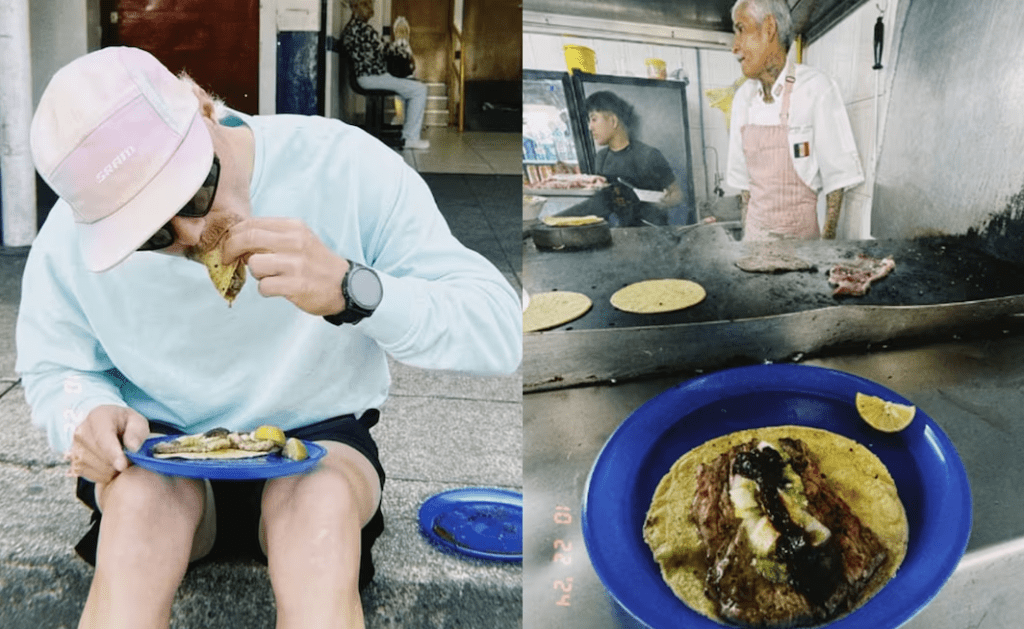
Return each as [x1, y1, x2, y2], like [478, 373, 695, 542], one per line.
[253, 425, 286, 447]
[283, 437, 308, 461]
[856, 392, 916, 433]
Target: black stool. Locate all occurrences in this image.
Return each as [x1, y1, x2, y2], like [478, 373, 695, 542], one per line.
[343, 57, 404, 149]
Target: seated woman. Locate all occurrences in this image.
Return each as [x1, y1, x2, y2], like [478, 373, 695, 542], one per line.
[558, 91, 684, 226]
[341, 0, 429, 150]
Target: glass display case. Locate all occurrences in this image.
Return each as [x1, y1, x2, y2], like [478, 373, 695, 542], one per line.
[522, 70, 586, 185]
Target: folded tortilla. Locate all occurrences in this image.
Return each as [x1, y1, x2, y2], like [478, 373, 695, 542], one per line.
[153, 448, 272, 460]
[198, 247, 246, 305]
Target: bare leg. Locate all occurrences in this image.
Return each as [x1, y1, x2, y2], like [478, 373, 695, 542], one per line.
[78, 466, 216, 629]
[260, 442, 382, 629]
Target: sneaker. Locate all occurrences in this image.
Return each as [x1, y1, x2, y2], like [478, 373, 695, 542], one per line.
[404, 138, 430, 150]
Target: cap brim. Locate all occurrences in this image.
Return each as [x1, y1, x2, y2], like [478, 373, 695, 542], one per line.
[77, 112, 214, 272]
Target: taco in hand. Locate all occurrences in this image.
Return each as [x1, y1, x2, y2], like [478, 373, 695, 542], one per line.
[197, 246, 245, 305]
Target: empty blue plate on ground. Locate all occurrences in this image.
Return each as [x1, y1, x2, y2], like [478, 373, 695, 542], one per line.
[419, 487, 523, 562]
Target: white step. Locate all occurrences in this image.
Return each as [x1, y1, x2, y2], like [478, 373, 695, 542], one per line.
[424, 110, 449, 127]
[426, 82, 447, 98]
[386, 91, 450, 127]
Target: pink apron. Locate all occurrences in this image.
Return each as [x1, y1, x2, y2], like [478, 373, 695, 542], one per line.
[741, 64, 819, 241]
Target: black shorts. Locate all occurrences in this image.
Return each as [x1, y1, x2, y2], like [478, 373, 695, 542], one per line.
[73, 411, 386, 590]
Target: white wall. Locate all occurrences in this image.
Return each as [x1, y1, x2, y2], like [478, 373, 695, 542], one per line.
[699, 48, 747, 203]
[804, 0, 903, 239]
[30, 0, 91, 107]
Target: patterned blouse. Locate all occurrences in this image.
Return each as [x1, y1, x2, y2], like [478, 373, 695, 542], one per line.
[341, 17, 387, 77]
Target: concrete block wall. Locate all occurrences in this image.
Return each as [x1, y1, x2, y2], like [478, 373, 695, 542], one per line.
[805, 0, 904, 239]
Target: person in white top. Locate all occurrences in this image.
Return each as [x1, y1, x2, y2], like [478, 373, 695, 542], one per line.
[726, 0, 864, 240]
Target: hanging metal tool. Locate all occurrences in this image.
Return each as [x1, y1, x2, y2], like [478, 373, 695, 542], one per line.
[873, 11, 885, 70]
[872, 5, 886, 177]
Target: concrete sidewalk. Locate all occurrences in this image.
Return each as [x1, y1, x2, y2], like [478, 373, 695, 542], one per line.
[0, 174, 523, 627]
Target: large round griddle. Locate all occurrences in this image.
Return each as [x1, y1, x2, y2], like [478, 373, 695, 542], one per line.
[525, 226, 1024, 330]
[523, 224, 1024, 389]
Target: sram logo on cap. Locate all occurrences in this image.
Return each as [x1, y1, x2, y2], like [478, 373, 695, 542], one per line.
[95, 146, 136, 184]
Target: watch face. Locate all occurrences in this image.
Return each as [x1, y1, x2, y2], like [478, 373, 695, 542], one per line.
[349, 267, 383, 309]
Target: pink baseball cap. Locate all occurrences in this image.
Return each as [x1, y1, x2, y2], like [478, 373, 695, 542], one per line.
[30, 47, 214, 272]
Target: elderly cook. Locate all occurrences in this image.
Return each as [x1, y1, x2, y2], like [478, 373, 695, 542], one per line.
[727, 0, 864, 240]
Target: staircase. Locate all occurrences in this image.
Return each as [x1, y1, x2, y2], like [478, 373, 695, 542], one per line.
[386, 82, 449, 127]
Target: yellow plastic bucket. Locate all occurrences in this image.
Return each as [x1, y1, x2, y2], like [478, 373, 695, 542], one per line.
[645, 58, 667, 80]
[563, 45, 596, 74]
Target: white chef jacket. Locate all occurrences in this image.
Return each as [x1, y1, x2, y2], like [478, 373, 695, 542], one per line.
[726, 63, 865, 195]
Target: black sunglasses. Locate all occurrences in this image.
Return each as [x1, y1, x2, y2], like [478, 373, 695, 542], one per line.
[138, 154, 221, 251]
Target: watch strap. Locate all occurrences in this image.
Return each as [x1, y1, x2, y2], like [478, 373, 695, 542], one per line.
[323, 260, 378, 325]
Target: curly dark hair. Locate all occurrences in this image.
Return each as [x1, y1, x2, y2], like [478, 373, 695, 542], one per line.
[585, 91, 638, 136]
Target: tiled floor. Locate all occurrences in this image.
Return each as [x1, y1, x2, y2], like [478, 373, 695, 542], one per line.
[420, 173, 521, 290]
[399, 124, 523, 292]
[400, 126, 521, 176]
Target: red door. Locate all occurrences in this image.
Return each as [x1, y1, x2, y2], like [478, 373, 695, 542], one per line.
[101, 0, 260, 114]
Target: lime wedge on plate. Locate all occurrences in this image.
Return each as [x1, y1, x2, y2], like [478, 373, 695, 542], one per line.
[856, 392, 916, 433]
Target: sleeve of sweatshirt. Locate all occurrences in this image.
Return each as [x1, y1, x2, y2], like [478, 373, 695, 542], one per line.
[352, 159, 522, 376]
[15, 229, 128, 454]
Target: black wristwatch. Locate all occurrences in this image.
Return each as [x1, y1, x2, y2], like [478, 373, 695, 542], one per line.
[323, 260, 383, 325]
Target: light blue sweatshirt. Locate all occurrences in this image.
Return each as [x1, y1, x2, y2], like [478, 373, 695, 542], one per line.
[16, 114, 522, 453]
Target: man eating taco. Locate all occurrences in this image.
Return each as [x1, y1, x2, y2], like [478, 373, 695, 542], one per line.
[17, 46, 521, 629]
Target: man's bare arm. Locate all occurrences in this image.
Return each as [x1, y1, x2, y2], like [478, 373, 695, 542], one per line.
[659, 181, 684, 208]
[822, 189, 844, 239]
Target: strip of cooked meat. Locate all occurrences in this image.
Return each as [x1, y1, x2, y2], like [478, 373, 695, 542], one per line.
[691, 441, 750, 563]
[228, 431, 280, 452]
[778, 438, 888, 611]
[828, 255, 895, 297]
[152, 433, 232, 454]
[690, 438, 888, 627]
[528, 174, 608, 190]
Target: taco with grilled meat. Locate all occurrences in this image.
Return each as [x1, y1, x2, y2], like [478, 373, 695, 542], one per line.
[642, 426, 908, 628]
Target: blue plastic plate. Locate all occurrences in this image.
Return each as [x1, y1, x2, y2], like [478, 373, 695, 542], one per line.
[126, 434, 326, 480]
[582, 363, 972, 629]
[418, 487, 523, 562]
